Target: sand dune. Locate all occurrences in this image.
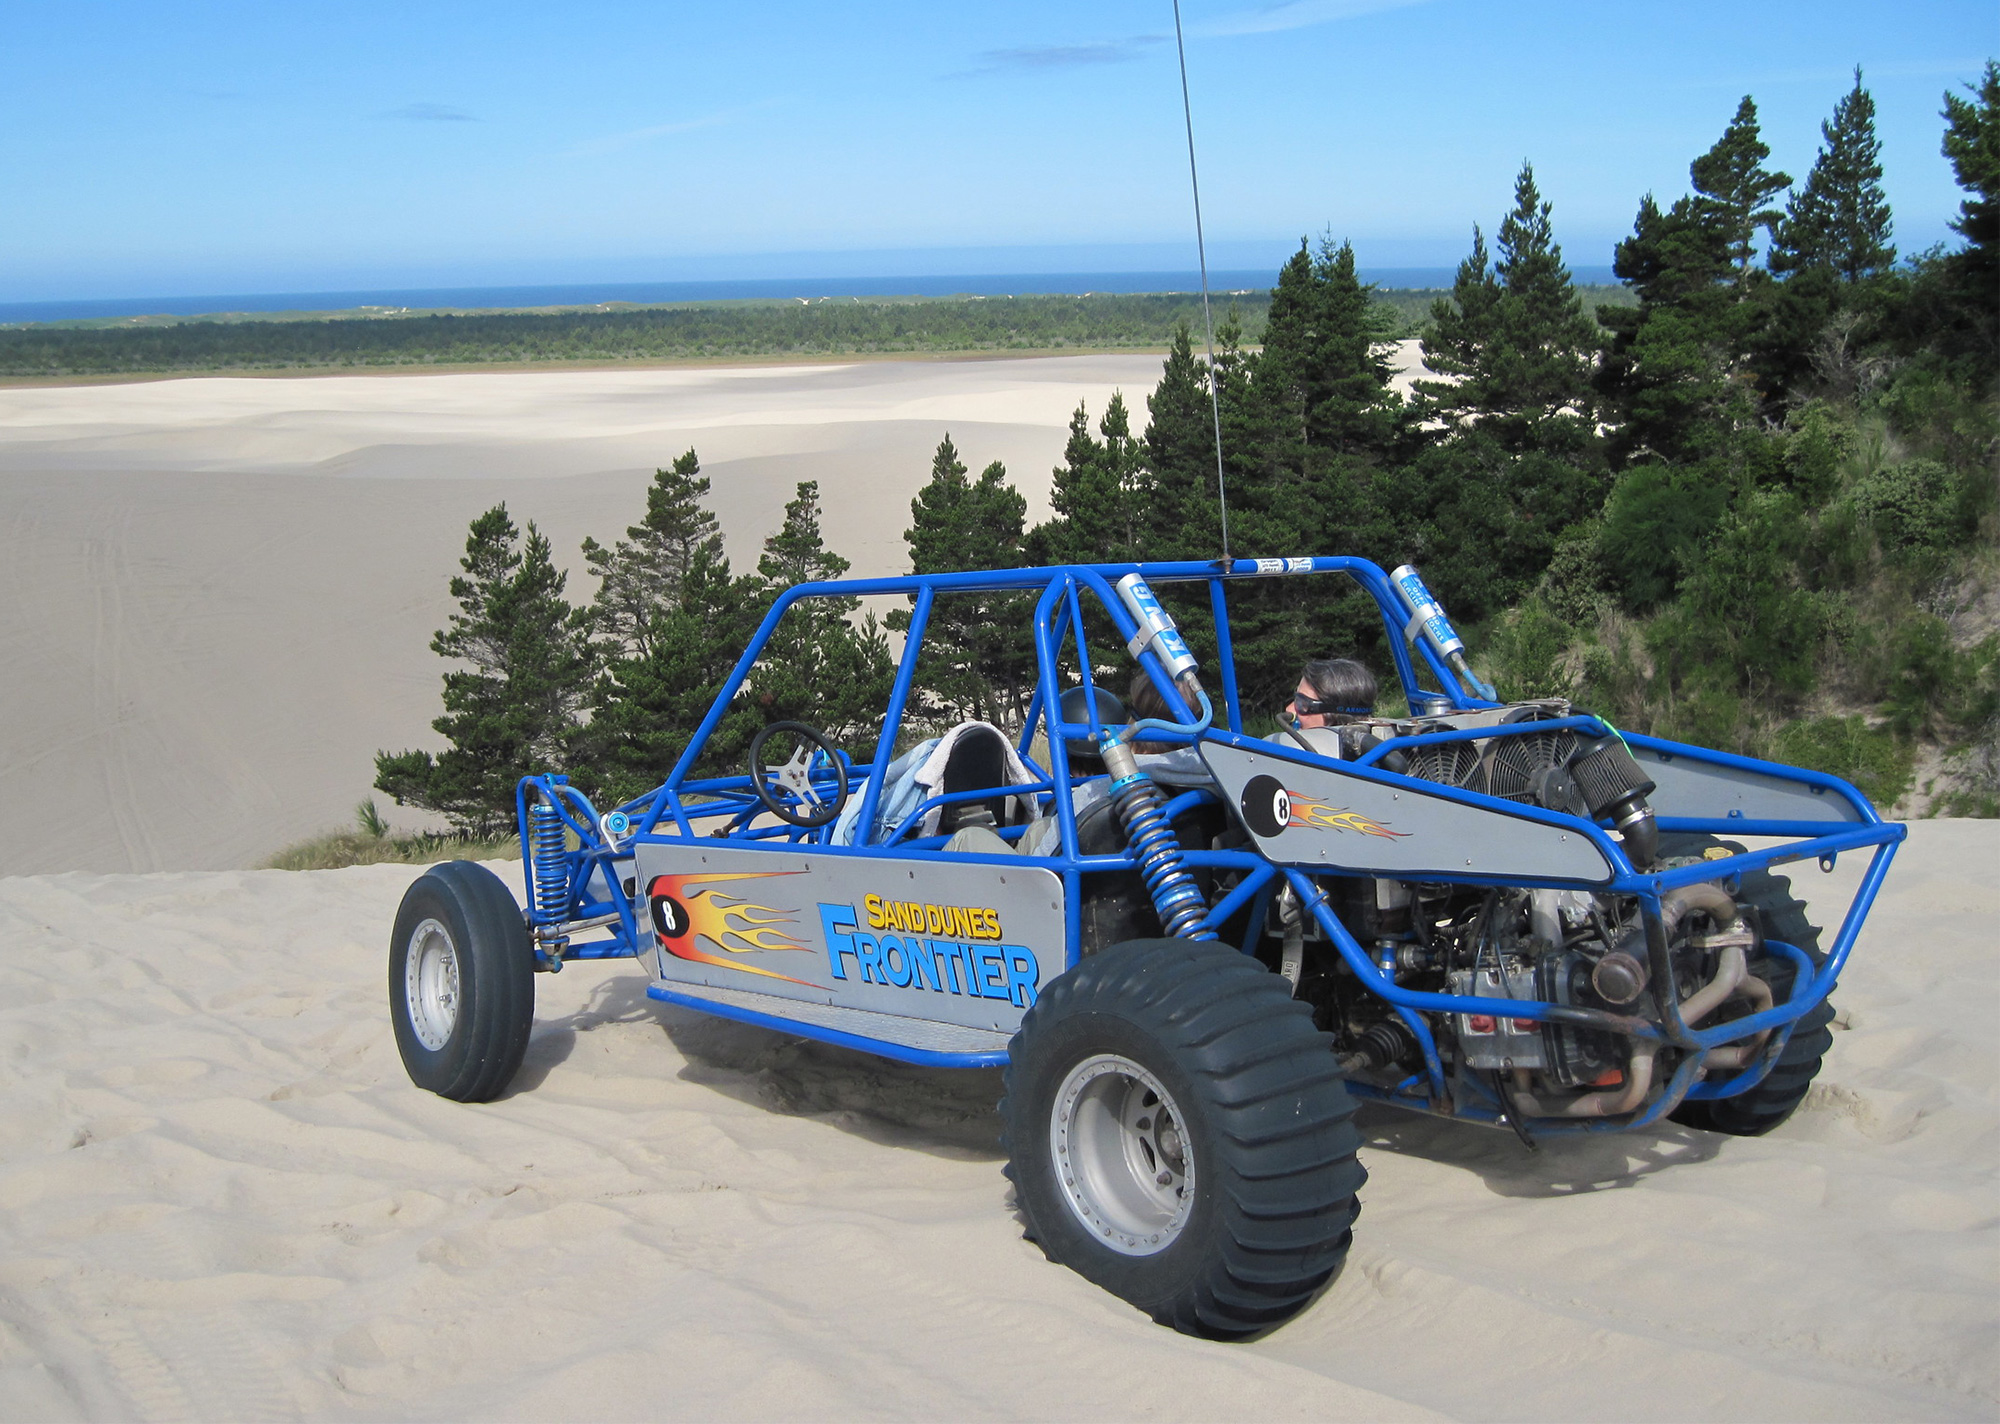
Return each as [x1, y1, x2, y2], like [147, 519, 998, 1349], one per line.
[0, 357, 1164, 875]
[0, 820, 1989, 1419]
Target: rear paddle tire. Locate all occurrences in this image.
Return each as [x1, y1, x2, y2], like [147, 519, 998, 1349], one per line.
[389, 861, 535, 1102]
[1002, 938, 1364, 1340]
[1661, 835, 1835, 1137]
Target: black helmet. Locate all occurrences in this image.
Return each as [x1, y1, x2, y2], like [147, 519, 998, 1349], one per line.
[1056, 685, 1125, 771]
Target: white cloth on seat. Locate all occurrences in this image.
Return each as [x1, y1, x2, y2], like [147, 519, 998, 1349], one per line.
[831, 720, 1045, 847]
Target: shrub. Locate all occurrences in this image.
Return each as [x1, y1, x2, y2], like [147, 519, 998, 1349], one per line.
[1486, 598, 1584, 702]
[1768, 715, 1915, 809]
[1850, 458, 1962, 568]
[1599, 462, 1731, 609]
[264, 829, 518, 871]
[1779, 403, 1853, 504]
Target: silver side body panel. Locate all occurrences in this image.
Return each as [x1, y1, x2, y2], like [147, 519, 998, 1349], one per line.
[1634, 745, 1863, 824]
[630, 842, 1066, 1035]
[1200, 741, 1617, 885]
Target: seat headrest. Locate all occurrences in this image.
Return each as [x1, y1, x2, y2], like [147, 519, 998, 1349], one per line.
[940, 724, 1010, 792]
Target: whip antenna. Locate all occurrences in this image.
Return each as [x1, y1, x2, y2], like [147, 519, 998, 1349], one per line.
[1171, 0, 1232, 564]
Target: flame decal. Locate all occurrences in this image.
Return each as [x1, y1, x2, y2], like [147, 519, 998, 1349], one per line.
[645, 871, 817, 986]
[1287, 795, 1412, 840]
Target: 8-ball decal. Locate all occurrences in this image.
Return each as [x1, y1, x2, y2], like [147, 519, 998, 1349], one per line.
[650, 892, 690, 939]
[1241, 774, 1291, 838]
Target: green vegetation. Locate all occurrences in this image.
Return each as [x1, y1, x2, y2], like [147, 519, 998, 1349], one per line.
[373, 507, 593, 836]
[377, 460, 897, 829]
[0, 287, 1637, 379]
[372, 64, 1995, 838]
[265, 801, 516, 870]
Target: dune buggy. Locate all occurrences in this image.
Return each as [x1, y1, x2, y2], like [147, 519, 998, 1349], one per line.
[390, 556, 1903, 1340]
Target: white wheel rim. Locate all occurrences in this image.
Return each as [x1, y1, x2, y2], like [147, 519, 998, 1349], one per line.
[1050, 1054, 1195, 1256]
[405, 917, 460, 1052]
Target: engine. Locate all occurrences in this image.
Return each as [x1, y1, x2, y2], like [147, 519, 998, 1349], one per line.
[1284, 701, 1761, 1123]
[1377, 699, 1661, 869]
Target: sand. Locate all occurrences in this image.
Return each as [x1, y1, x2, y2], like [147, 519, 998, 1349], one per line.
[0, 356, 1168, 875]
[0, 820, 1989, 1419]
[0, 353, 1991, 1418]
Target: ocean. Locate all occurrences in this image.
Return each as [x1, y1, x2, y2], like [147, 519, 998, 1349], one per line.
[0, 267, 1623, 326]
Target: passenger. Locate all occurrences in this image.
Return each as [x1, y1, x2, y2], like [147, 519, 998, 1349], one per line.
[1126, 672, 1178, 754]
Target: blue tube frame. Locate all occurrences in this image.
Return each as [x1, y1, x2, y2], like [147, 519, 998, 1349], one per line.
[510, 555, 1903, 1115]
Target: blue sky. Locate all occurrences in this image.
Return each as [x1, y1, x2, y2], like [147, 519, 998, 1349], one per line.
[2, 0, 1991, 300]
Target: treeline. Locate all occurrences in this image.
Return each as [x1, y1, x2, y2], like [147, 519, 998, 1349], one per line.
[0, 286, 1638, 378]
[378, 62, 1999, 833]
[2, 293, 1254, 375]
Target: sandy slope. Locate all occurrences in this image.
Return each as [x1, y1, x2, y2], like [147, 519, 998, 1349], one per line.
[0, 821, 1989, 1421]
[0, 357, 1163, 875]
[0, 346, 1431, 879]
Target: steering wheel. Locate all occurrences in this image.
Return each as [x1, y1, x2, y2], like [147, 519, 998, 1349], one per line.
[747, 721, 849, 828]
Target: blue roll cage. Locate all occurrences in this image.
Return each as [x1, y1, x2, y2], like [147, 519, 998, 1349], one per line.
[514, 556, 1904, 1135]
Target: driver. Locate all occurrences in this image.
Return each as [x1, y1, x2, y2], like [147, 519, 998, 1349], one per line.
[1287, 657, 1377, 732]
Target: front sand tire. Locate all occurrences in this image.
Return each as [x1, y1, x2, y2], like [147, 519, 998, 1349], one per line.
[1001, 939, 1364, 1340]
[389, 861, 534, 1102]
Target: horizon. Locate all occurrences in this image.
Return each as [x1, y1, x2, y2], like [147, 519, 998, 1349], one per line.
[0, 261, 1633, 327]
[3, 2, 1989, 307]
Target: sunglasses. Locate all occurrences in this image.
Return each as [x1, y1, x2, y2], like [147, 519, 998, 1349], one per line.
[1291, 694, 1373, 718]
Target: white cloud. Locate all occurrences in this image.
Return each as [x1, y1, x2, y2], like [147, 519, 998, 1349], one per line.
[973, 37, 1167, 71]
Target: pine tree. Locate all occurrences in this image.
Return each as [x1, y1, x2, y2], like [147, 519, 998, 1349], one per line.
[1936, 60, 2000, 384]
[748, 480, 893, 738]
[1142, 324, 1224, 561]
[1207, 310, 1355, 710]
[1601, 99, 1787, 469]
[568, 451, 763, 802]
[1418, 164, 1598, 454]
[582, 538, 757, 802]
[1595, 100, 1794, 606]
[1034, 394, 1148, 566]
[1689, 96, 1793, 283]
[580, 450, 721, 660]
[375, 504, 592, 835]
[895, 436, 1034, 726]
[1254, 236, 1401, 634]
[1392, 165, 1607, 620]
[1415, 225, 1502, 419]
[1260, 238, 1401, 457]
[1771, 70, 1896, 283]
[1491, 162, 1601, 450]
[1943, 60, 2000, 263]
[1757, 72, 1899, 404]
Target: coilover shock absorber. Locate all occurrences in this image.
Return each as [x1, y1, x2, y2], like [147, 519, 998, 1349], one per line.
[1100, 735, 1215, 941]
[528, 786, 569, 925]
[1101, 573, 1216, 939]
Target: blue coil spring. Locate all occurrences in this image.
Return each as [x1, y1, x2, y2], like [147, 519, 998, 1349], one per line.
[528, 797, 569, 922]
[1110, 772, 1216, 941]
